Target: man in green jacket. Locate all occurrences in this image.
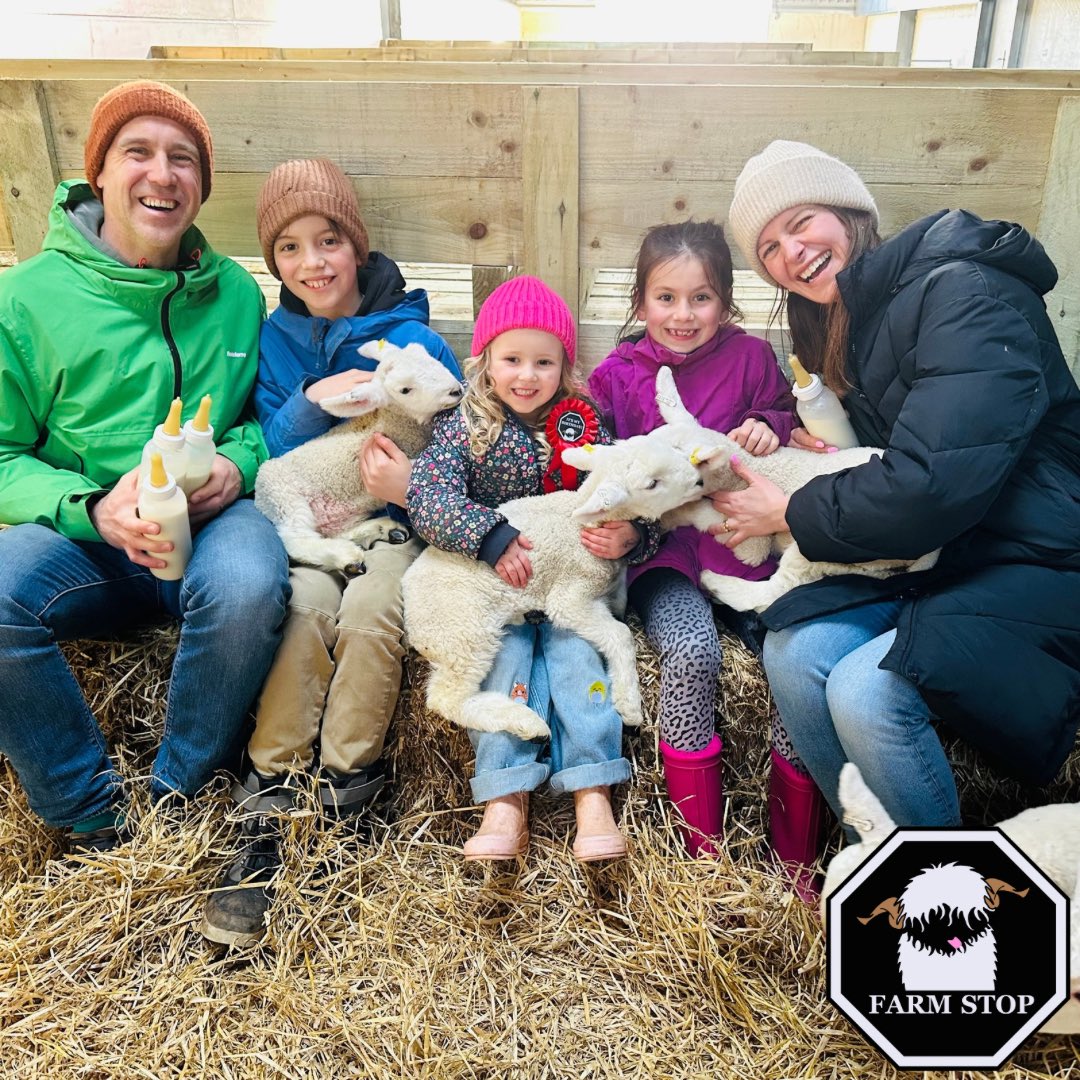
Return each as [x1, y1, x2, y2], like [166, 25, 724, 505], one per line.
[0, 81, 290, 853]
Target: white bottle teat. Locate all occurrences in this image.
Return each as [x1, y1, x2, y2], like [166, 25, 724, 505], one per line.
[788, 354, 859, 450]
[138, 451, 192, 581]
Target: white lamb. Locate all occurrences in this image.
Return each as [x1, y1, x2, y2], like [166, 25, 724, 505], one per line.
[821, 762, 1080, 1034]
[254, 339, 463, 573]
[648, 365, 939, 613]
[402, 433, 723, 740]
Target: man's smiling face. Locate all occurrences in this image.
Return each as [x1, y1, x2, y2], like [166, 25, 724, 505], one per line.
[97, 115, 202, 269]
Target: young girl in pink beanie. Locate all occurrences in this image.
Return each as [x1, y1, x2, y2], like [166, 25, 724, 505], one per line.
[407, 275, 658, 862]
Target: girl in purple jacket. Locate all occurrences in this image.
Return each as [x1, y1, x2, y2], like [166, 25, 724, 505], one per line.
[589, 220, 823, 897]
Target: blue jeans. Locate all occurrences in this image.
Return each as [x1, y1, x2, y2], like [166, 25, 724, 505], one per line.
[0, 500, 290, 827]
[469, 620, 632, 802]
[762, 600, 960, 834]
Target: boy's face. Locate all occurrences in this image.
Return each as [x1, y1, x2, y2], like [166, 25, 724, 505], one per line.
[637, 253, 725, 354]
[97, 115, 202, 269]
[273, 214, 363, 319]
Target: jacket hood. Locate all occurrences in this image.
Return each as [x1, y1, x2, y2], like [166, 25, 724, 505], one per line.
[841, 210, 1058, 325]
[47, 180, 213, 286]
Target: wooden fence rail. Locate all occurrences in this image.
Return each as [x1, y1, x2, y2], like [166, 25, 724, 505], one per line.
[1, 65, 1078, 375]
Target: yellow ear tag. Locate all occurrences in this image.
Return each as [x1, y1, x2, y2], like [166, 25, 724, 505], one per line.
[582, 443, 596, 453]
[689, 448, 702, 466]
[378, 338, 388, 350]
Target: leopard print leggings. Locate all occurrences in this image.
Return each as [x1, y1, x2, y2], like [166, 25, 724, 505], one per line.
[629, 567, 807, 774]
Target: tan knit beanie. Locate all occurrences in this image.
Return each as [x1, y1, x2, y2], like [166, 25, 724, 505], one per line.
[728, 140, 878, 286]
[256, 159, 370, 279]
[84, 80, 213, 202]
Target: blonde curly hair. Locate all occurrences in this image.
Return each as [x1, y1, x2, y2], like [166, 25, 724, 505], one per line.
[461, 345, 586, 464]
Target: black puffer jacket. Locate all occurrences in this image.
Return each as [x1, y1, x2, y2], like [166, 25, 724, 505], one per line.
[764, 210, 1080, 784]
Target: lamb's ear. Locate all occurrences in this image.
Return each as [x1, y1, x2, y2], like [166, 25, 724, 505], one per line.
[561, 443, 604, 473]
[655, 367, 695, 425]
[318, 381, 389, 418]
[572, 480, 628, 522]
[687, 444, 724, 467]
[358, 339, 391, 363]
[838, 762, 897, 843]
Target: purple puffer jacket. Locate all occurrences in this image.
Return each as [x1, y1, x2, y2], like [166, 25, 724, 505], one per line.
[589, 325, 798, 587]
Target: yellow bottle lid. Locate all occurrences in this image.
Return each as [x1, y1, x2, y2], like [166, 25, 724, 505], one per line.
[149, 451, 169, 489]
[163, 397, 184, 436]
[788, 354, 814, 389]
[191, 394, 213, 433]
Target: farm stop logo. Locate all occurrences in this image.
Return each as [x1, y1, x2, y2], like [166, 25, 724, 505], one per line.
[826, 828, 1069, 1069]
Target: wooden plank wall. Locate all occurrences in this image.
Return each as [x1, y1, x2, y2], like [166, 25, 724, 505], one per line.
[1, 66, 1078, 374]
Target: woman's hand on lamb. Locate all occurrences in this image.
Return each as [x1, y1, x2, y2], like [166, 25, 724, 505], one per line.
[188, 456, 243, 526]
[709, 456, 790, 548]
[789, 426, 840, 454]
[360, 433, 412, 507]
[495, 535, 534, 588]
[304, 368, 374, 404]
[727, 418, 779, 457]
[579, 520, 638, 560]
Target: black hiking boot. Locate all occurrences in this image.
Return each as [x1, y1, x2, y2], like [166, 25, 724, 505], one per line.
[201, 770, 292, 947]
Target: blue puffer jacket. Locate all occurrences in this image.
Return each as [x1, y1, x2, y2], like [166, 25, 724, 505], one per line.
[254, 251, 461, 458]
[764, 211, 1080, 785]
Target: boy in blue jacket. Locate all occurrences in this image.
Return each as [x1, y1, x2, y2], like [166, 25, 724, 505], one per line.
[203, 159, 461, 946]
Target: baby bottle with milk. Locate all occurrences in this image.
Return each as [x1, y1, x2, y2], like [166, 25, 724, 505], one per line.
[788, 354, 859, 450]
[141, 397, 187, 488]
[137, 451, 192, 581]
[179, 394, 216, 496]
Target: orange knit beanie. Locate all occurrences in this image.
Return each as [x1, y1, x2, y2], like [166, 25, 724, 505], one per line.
[84, 80, 213, 202]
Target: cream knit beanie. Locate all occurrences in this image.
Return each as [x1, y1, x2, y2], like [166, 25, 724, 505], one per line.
[728, 140, 878, 285]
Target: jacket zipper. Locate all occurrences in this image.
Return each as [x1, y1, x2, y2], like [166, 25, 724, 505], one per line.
[160, 271, 185, 398]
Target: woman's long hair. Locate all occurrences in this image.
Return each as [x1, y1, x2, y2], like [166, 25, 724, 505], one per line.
[774, 207, 881, 395]
[461, 346, 582, 463]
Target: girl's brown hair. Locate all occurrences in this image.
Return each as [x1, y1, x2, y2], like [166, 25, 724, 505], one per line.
[619, 219, 743, 342]
[776, 207, 881, 394]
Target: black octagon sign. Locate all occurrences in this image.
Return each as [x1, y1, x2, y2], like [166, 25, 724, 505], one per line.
[826, 828, 1069, 1069]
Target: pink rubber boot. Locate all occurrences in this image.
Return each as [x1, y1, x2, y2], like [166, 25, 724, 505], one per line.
[660, 735, 724, 858]
[769, 748, 824, 903]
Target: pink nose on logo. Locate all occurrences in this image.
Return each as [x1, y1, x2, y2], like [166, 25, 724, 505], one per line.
[947, 937, 963, 951]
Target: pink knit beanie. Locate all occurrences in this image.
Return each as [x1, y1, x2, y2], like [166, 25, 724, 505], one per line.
[471, 275, 576, 365]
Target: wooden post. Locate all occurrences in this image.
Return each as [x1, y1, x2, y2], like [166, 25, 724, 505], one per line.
[380, 0, 401, 42]
[471, 265, 514, 319]
[0, 82, 60, 261]
[522, 86, 579, 324]
[1039, 97, 1080, 384]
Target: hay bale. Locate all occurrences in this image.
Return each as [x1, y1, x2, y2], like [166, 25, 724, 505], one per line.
[0, 617, 1075, 1078]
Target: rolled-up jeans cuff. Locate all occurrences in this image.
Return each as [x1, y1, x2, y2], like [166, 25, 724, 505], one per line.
[549, 757, 632, 794]
[470, 761, 549, 803]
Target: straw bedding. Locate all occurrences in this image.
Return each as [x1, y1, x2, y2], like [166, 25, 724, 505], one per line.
[1, 619, 1076, 1080]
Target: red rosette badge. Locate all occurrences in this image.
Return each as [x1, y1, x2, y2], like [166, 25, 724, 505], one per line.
[542, 397, 599, 492]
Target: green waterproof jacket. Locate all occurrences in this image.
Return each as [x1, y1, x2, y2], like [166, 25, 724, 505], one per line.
[0, 180, 267, 541]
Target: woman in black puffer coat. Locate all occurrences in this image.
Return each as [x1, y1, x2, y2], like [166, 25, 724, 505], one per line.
[716, 140, 1080, 834]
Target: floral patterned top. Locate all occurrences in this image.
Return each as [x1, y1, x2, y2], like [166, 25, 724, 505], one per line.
[406, 404, 660, 564]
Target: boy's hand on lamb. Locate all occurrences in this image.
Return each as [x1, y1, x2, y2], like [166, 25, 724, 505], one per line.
[727, 419, 779, 457]
[495, 535, 534, 588]
[579, 520, 638, 560]
[305, 368, 374, 404]
[789, 426, 839, 454]
[709, 457, 789, 547]
[360, 433, 412, 507]
[188, 456, 242, 525]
